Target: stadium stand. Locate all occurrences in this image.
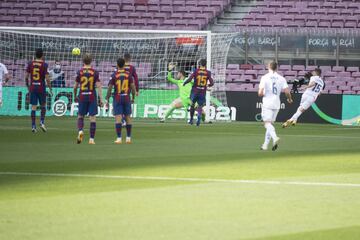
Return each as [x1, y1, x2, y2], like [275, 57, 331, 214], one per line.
[235, 0, 360, 28]
[226, 64, 360, 94]
[0, 0, 359, 95]
[0, 0, 231, 30]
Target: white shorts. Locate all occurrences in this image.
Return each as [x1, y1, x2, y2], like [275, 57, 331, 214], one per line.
[300, 94, 316, 110]
[261, 108, 279, 122]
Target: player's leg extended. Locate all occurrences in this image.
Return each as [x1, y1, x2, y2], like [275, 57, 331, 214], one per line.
[283, 96, 312, 128]
[290, 106, 305, 122]
[161, 98, 183, 122]
[291, 97, 313, 123]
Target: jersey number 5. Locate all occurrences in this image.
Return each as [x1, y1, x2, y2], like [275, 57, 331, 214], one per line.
[197, 75, 207, 87]
[81, 76, 94, 91]
[32, 68, 40, 81]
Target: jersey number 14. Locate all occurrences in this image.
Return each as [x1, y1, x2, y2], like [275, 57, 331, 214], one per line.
[116, 79, 129, 93]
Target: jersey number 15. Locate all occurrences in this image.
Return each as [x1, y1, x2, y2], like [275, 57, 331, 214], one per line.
[312, 83, 322, 93]
[197, 75, 207, 87]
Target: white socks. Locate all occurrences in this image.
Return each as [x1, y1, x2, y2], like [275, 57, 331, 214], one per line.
[264, 129, 271, 146]
[291, 109, 303, 121]
[264, 122, 278, 142]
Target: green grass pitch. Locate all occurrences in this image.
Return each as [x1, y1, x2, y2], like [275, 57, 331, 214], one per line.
[0, 117, 359, 240]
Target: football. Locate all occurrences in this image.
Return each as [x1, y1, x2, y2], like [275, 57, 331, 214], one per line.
[72, 47, 81, 56]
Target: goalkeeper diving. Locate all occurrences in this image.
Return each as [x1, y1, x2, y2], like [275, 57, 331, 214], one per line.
[161, 63, 205, 123]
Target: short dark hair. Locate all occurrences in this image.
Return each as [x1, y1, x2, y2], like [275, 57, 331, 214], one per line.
[124, 53, 131, 61]
[35, 48, 43, 59]
[178, 69, 186, 77]
[269, 60, 278, 71]
[314, 68, 321, 76]
[117, 58, 125, 68]
[83, 53, 92, 65]
[199, 59, 206, 67]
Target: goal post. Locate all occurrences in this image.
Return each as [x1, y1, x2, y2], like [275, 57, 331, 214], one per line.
[0, 27, 234, 122]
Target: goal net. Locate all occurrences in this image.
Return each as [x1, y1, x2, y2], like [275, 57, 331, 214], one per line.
[0, 27, 234, 121]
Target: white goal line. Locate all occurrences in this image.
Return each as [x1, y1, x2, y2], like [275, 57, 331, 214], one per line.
[0, 172, 359, 188]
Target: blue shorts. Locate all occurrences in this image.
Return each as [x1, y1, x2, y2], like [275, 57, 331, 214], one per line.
[190, 92, 206, 106]
[30, 91, 46, 106]
[78, 100, 98, 116]
[113, 100, 132, 116]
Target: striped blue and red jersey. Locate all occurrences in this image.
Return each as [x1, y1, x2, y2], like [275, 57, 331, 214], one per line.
[75, 66, 100, 102]
[125, 63, 139, 92]
[189, 67, 214, 95]
[109, 68, 133, 103]
[26, 59, 48, 93]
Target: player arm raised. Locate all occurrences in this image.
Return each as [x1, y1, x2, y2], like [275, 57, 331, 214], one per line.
[182, 73, 194, 86]
[167, 63, 178, 84]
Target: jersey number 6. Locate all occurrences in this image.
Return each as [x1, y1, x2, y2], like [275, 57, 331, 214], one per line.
[272, 82, 278, 94]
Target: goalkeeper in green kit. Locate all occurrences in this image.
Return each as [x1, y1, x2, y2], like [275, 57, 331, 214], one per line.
[160, 63, 204, 122]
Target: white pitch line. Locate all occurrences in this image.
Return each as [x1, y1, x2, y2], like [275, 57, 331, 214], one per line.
[0, 171, 360, 188]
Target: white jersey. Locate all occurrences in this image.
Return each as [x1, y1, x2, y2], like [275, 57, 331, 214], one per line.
[0, 63, 9, 89]
[303, 76, 324, 99]
[259, 71, 289, 110]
